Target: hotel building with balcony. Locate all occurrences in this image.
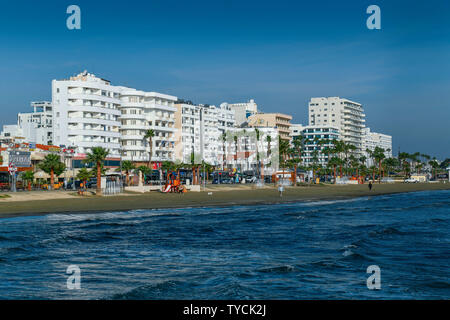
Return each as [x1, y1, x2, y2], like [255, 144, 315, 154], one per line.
[118, 88, 177, 163]
[308, 97, 366, 155]
[225, 99, 258, 126]
[247, 112, 292, 142]
[363, 127, 393, 166]
[0, 101, 53, 145]
[51, 72, 122, 157]
[301, 125, 340, 166]
[174, 102, 235, 166]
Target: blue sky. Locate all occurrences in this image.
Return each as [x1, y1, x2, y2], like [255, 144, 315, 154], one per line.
[0, 0, 449, 158]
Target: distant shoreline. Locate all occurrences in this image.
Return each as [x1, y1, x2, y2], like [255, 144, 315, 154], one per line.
[0, 183, 449, 219]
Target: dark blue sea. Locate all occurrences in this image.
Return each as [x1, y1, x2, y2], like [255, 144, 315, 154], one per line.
[0, 190, 449, 299]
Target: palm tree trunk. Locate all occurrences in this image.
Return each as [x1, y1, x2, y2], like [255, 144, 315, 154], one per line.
[50, 168, 54, 190]
[294, 164, 297, 186]
[97, 161, 102, 195]
[222, 141, 225, 170]
[148, 138, 153, 169]
[260, 160, 264, 182]
[333, 165, 336, 184]
[379, 160, 382, 184]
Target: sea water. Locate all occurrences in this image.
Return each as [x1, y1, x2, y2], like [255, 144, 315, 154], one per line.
[0, 190, 448, 299]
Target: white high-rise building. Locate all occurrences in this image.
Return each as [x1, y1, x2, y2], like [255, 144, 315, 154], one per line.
[1, 101, 53, 145]
[0, 125, 22, 141]
[174, 103, 235, 166]
[309, 97, 366, 155]
[225, 127, 279, 172]
[301, 125, 340, 166]
[223, 99, 258, 126]
[52, 71, 122, 156]
[19, 101, 53, 145]
[174, 103, 202, 164]
[200, 104, 235, 166]
[363, 127, 392, 166]
[119, 88, 177, 162]
[290, 123, 305, 140]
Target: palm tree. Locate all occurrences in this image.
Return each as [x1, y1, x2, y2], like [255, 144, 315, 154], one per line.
[383, 157, 399, 177]
[221, 132, 227, 170]
[328, 156, 341, 184]
[21, 170, 34, 191]
[39, 154, 66, 190]
[144, 129, 155, 169]
[120, 160, 136, 186]
[359, 164, 369, 182]
[416, 161, 423, 174]
[429, 159, 440, 179]
[292, 136, 304, 183]
[369, 165, 377, 182]
[349, 155, 360, 178]
[85, 147, 109, 196]
[77, 168, 93, 191]
[408, 152, 420, 173]
[331, 139, 345, 177]
[278, 137, 290, 172]
[254, 128, 261, 179]
[233, 135, 239, 170]
[311, 149, 319, 182]
[343, 143, 356, 175]
[373, 146, 386, 183]
[398, 152, 410, 177]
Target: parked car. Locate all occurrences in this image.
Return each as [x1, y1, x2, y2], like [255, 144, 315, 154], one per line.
[212, 177, 234, 184]
[404, 178, 419, 183]
[243, 176, 257, 183]
[67, 180, 94, 189]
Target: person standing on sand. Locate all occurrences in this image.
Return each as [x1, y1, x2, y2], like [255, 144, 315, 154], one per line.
[369, 181, 373, 191]
[278, 185, 284, 197]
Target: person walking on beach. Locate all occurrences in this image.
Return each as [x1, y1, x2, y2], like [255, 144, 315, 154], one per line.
[278, 185, 284, 197]
[368, 181, 373, 191]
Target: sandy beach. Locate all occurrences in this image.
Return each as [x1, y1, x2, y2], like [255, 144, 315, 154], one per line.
[0, 182, 448, 218]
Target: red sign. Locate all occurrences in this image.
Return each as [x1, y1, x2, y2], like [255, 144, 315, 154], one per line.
[8, 162, 17, 174]
[152, 162, 161, 170]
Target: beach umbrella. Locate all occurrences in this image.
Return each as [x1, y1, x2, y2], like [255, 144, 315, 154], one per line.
[35, 171, 49, 179]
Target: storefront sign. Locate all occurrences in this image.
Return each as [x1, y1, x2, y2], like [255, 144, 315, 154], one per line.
[9, 151, 31, 167]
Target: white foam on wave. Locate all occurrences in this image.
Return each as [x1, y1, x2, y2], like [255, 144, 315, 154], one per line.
[301, 197, 369, 207]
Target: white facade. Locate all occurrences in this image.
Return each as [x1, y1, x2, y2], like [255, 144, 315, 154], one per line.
[363, 127, 392, 166]
[174, 103, 235, 166]
[119, 88, 177, 162]
[18, 101, 53, 145]
[52, 72, 122, 156]
[309, 97, 366, 155]
[0, 101, 53, 145]
[301, 125, 340, 166]
[225, 127, 279, 173]
[0, 125, 22, 140]
[175, 103, 202, 164]
[200, 104, 235, 166]
[223, 99, 258, 126]
[290, 123, 305, 140]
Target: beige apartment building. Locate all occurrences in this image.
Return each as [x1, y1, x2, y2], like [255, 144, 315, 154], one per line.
[247, 113, 292, 141]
